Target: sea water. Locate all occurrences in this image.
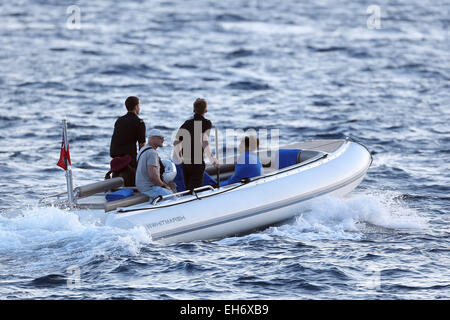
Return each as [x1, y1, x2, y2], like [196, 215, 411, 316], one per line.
[0, 0, 448, 299]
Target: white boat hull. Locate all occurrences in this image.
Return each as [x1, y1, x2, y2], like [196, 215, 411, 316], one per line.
[104, 139, 371, 244]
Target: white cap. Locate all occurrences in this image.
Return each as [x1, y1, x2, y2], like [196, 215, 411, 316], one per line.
[148, 128, 164, 138]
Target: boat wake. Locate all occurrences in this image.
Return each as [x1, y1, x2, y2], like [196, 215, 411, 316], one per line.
[0, 191, 427, 274]
[217, 191, 428, 244]
[0, 206, 151, 277]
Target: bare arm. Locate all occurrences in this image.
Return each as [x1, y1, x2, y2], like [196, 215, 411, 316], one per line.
[202, 131, 219, 167]
[173, 127, 184, 146]
[147, 165, 170, 189]
[173, 127, 192, 162]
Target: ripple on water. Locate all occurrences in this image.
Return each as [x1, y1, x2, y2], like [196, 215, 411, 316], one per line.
[225, 81, 271, 90]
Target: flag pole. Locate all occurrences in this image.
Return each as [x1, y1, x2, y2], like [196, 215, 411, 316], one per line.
[62, 119, 74, 207]
[215, 127, 220, 188]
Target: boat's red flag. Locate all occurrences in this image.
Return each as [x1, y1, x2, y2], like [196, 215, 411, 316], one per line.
[57, 128, 71, 170]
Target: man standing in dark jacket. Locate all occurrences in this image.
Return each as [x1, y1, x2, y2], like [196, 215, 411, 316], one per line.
[110, 96, 146, 169]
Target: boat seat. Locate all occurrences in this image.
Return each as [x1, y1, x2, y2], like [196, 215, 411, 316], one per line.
[298, 150, 324, 163]
[278, 149, 302, 169]
[205, 163, 235, 176]
[74, 177, 124, 199]
[203, 149, 326, 184]
[174, 164, 236, 192]
[260, 149, 325, 169]
[260, 149, 302, 169]
[104, 193, 150, 212]
[204, 163, 235, 181]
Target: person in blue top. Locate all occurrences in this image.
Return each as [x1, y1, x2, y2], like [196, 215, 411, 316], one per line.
[220, 135, 264, 186]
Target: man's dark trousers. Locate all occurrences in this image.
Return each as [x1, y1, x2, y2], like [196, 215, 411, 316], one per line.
[182, 163, 205, 191]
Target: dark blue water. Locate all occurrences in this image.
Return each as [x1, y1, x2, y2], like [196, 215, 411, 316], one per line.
[0, 0, 449, 299]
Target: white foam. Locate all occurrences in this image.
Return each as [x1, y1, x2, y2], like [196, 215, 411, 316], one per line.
[215, 233, 274, 245]
[0, 192, 427, 265]
[214, 192, 428, 244]
[266, 192, 428, 242]
[220, 21, 315, 35]
[0, 206, 153, 274]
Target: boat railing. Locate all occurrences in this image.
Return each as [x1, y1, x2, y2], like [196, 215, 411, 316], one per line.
[151, 185, 215, 205]
[38, 191, 69, 205]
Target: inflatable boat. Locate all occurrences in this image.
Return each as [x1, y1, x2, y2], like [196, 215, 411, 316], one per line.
[41, 137, 372, 244]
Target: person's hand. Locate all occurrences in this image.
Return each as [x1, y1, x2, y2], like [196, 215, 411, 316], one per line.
[168, 181, 178, 192]
[162, 184, 171, 190]
[212, 158, 220, 168]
